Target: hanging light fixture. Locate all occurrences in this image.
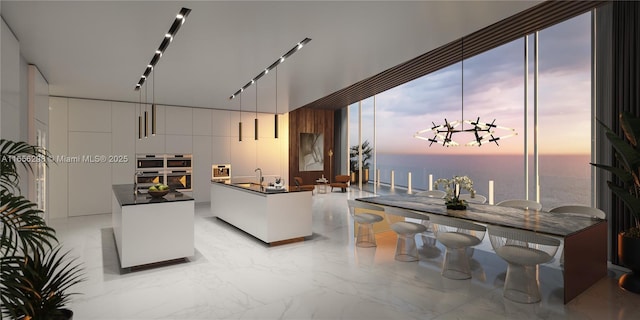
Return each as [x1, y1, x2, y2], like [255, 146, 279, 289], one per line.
[414, 37, 516, 147]
[238, 93, 243, 142]
[229, 38, 311, 138]
[144, 80, 148, 138]
[255, 80, 259, 140]
[138, 89, 142, 140]
[133, 7, 190, 138]
[274, 66, 279, 139]
[152, 70, 156, 135]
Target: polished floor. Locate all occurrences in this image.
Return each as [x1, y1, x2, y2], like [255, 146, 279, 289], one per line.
[50, 188, 639, 319]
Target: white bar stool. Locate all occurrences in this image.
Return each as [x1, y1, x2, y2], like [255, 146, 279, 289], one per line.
[430, 215, 486, 280]
[384, 206, 427, 261]
[488, 225, 560, 303]
[347, 200, 384, 248]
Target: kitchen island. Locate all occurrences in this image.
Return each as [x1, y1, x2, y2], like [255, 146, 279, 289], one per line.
[210, 181, 312, 244]
[112, 184, 195, 268]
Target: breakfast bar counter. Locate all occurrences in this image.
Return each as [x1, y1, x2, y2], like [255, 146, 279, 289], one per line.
[210, 180, 312, 244]
[112, 184, 195, 268]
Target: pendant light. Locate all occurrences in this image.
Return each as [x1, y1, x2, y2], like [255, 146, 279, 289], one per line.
[144, 80, 148, 138]
[133, 7, 190, 139]
[152, 71, 156, 135]
[239, 93, 243, 142]
[255, 80, 259, 140]
[413, 37, 516, 147]
[274, 66, 279, 139]
[138, 89, 142, 140]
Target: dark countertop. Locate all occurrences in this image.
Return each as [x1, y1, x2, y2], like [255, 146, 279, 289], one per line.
[357, 194, 605, 237]
[113, 184, 194, 206]
[211, 180, 311, 195]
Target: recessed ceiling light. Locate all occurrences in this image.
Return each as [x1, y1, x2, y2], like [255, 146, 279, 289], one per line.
[134, 7, 191, 90]
[229, 38, 311, 100]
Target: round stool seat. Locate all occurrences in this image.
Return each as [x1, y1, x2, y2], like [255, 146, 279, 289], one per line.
[391, 221, 427, 235]
[496, 245, 553, 266]
[437, 232, 482, 249]
[353, 212, 384, 224]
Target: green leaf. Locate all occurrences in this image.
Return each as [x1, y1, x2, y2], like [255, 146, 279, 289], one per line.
[620, 111, 640, 148]
[608, 181, 640, 220]
[591, 163, 634, 185]
[0, 139, 54, 193]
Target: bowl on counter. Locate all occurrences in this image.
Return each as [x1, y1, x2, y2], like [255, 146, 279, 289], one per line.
[147, 189, 169, 198]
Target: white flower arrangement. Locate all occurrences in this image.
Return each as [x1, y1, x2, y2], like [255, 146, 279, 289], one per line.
[434, 175, 476, 207]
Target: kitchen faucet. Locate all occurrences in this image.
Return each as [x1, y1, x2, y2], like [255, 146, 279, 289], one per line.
[254, 168, 263, 186]
[134, 171, 143, 194]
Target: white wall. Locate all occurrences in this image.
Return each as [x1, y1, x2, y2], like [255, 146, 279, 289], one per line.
[1, 18, 31, 195]
[1, 18, 21, 141]
[48, 97, 289, 217]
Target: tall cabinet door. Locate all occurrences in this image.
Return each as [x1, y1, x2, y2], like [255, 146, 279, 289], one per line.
[67, 99, 112, 216]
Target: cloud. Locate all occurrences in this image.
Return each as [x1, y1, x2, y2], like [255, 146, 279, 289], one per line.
[350, 12, 592, 155]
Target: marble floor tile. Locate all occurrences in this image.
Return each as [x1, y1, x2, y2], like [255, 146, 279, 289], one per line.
[46, 189, 639, 319]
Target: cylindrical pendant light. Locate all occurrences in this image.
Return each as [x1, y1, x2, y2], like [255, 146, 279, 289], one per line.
[152, 71, 156, 135]
[144, 81, 148, 138]
[255, 80, 259, 140]
[239, 94, 243, 142]
[274, 66, 279, 139]
[138, 90, 142, 140]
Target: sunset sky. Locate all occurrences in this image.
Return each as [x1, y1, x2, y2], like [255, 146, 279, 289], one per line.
[349, 12, 591, 156]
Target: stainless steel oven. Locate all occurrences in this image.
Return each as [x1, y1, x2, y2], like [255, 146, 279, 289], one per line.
[135, 154, 193, 192]
[166, 154, 192, 169]
[211, 164, 231, 181]
[135, 172, 164, 192]
[166, 170, 192, 191]
[137, 155, 164, 169]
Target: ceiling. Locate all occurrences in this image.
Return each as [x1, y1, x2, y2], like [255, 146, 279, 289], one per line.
[0, 1, 542, 113]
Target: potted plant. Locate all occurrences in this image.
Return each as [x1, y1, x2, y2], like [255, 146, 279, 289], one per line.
[0, 139, 85, 319]
[434, 175, 476, 210]
[591, 112, 640, 293]
[349, 140, 373, 183]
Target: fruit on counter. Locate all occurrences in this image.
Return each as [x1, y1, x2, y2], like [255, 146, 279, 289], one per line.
[150, 183, 169, 192]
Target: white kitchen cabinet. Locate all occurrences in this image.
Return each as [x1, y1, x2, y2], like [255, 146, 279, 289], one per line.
[165, 106, 192, 135]
[48, 98, 69, 219]
[68, 98, 111, 132]
[212, 110, 231, 137]
[193, 108, 212, 136]
[68, 132, 111, 216]
[165, 135, 192, 154]
[212, 136, 231, 165]
[135, 134, 165, 154]
[192, 135, 212, 202]
[111, 102, 136, 185]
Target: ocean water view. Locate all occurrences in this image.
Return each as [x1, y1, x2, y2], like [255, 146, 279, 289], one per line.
[371, 153, 592, 210]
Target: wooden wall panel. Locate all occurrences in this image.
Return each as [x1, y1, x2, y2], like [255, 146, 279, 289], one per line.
[289, 108, 335, 185]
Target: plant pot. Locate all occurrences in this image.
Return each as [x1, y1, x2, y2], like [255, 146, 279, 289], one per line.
[618, 232, 640, 294]
[446, 204, 467, 210]
[19, 309, 73, 320]
[350, 169, 370, 184]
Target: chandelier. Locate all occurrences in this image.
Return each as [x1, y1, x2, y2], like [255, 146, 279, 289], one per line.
[414, 38, 516, 147]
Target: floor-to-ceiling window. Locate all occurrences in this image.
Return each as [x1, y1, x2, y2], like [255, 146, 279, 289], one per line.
[535, 13, 592, 209]
[347, 12, 593, 207]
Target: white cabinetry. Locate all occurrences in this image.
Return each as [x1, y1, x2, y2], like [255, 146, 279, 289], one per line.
[111, 102, 136, 184]
[48, 98, 69, 219]
[68, 131, 111, 216]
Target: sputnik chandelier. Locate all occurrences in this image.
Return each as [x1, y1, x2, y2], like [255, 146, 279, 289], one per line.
[413, 38, 516, 147]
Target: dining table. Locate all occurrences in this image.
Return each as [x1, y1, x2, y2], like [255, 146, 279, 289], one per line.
[356, 194, 607, 304]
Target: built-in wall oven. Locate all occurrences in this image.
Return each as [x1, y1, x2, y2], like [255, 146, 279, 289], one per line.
[166, 170, 192, 190]
[137, 155, 164, 169]
[136, 154, 192, 192]
[211, 164, 231, 182]
[166, 155, 192, 169]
